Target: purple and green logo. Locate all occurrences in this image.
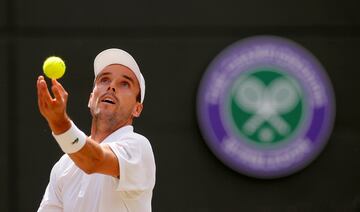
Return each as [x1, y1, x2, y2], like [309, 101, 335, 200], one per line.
[197, 36, 335, 179]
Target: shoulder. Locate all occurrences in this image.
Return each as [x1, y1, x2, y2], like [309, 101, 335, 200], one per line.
[105, 130, 154, 158]
[58, 154, 73, 167]
[133, 132, 150, 144]
[51, 154, 75, 176]
[110, 130, 151, 147]
[121, 130, 148, 141]
[126, 132, 153, 152]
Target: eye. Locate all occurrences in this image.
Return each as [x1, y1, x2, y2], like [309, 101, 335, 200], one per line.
[99, 77, 110, 84]
[120, 81, 130, 88]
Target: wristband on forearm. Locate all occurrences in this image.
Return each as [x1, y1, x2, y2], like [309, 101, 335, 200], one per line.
[52, 121, 87, 154]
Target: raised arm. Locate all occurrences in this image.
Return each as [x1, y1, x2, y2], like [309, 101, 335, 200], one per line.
[36, 76, 119, 177]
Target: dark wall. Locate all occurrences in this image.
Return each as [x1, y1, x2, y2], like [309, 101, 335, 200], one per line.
[1, 0, 360, 211]
[1, 40, 8, 212]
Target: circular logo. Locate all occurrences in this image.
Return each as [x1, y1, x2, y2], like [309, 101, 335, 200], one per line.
[197, 36, 335, 179]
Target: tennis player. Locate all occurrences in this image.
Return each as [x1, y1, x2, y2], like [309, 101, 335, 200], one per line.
[37, 48, 156, 212]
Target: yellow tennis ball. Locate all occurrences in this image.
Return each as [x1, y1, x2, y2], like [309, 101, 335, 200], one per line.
[42, 56, 66, 79]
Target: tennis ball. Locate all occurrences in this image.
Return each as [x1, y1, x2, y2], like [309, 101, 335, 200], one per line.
[42, 56, 66, 79]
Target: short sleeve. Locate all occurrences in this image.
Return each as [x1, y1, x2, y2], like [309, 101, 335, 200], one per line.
[37, 162, 63, 212]
[106, 135, 155, 194]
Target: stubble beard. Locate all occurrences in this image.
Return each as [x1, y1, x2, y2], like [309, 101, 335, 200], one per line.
[91, 102, 131, 131]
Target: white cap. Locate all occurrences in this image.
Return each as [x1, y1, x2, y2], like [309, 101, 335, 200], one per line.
[94, 48, 145, 103]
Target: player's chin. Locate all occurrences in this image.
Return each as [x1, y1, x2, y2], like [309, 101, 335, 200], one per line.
[94, 104, 116, 115]
[95, 110, 117, 120]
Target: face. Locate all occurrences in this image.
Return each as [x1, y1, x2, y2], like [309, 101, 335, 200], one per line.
[88, 64, 143, 127]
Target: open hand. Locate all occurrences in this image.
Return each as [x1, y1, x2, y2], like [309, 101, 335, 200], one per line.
[37, 75, 71, 134]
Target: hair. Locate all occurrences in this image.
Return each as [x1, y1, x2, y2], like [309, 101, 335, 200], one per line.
[136, 92, 141, 103]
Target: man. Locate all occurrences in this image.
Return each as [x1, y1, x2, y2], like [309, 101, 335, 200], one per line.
[37, 48, 156, 212]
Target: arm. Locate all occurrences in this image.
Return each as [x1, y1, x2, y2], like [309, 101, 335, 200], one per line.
[69, 138, 119, 177]
[37, 76, 119, 177]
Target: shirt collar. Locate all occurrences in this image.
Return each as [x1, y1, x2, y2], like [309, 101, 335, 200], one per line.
[101, 125, 134, 144]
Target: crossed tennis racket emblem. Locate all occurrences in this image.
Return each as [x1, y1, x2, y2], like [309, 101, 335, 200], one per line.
[234, 76, 300, 142]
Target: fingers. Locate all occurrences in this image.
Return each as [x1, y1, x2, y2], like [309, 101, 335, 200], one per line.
[37, 76, 52, 106]
[37, 76, 45, 111]
[51, 79, 68, 104]
[53, 79, 66, 94]
[51, 84, 62, 104]
[37, 75, 69, 113]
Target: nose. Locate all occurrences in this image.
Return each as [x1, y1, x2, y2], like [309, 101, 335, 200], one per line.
[107, 86, 115, 92]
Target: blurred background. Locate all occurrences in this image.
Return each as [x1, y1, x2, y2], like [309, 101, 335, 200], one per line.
[1, 0, 360, 211]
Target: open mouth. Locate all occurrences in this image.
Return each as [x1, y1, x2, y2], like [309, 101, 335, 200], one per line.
[101, 97, 116, 104]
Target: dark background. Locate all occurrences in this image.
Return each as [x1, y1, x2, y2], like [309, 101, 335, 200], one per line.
[1, 0, 360, 211]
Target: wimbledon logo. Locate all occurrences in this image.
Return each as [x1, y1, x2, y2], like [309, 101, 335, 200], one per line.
[197, 36, 335, 179]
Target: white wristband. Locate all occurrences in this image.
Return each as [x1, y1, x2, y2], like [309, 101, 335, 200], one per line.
[52, 121, 87, 154]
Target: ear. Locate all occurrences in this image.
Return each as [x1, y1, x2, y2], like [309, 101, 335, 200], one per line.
[132, 103, 143, 118]
[88, 92, 94, 108]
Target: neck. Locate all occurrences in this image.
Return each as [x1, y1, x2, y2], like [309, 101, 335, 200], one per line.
[90, 117, 132, 143]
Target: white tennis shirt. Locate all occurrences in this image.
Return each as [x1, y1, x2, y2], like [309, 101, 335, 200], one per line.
[38, 125, 156, 212]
